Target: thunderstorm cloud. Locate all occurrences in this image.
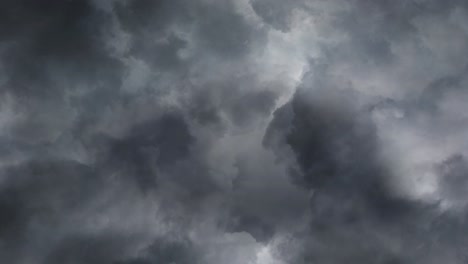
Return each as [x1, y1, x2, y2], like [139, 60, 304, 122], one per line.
[1, 0, 468, 263]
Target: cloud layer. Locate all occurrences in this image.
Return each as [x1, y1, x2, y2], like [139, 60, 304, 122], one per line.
[1, 0, 468, 263]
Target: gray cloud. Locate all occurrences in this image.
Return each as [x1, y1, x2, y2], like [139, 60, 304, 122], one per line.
[1, 0, 468, 263]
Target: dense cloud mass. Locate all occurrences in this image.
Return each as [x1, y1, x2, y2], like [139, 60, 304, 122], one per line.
[1, 0, 468, 263]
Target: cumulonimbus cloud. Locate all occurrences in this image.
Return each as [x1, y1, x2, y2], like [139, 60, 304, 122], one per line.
[0, 0, 468, 263]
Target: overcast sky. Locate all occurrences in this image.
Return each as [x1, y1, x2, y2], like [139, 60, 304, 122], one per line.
[1, 0, 468, 263]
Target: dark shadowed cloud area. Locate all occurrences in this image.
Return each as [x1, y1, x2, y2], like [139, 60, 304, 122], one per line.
[1, 0, 468, 263]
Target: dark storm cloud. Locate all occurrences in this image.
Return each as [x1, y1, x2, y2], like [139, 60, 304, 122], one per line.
[0, 139, 213, 263]
[119, 236, 201, 264]
[264, 85, 468, 263]
[0, 0, 281, 262]
[417, 65, 468, 115]
[0, 0, 122, 98]
[102, 112, 194, 189]
[266, 87, 409, 217]
[44, 233, 134, 264]
[44, 233, 201, 264]
[437, 154, 468, 205]
[259, 0, 468, 256]
[113, 0, 191, 71]
[250, 0, 301, 32]
[265, 85, 418, 230]
[115, 0, 267, 65]
[1, 0, 468, 263]
[0, 159, 103, 262]
[195, 4, 265, 58]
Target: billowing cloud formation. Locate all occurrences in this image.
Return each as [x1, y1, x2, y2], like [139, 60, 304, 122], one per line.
[1, 0, 468, 263]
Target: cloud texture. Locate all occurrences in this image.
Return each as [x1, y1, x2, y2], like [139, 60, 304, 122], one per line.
[1, 0, 468, 263]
